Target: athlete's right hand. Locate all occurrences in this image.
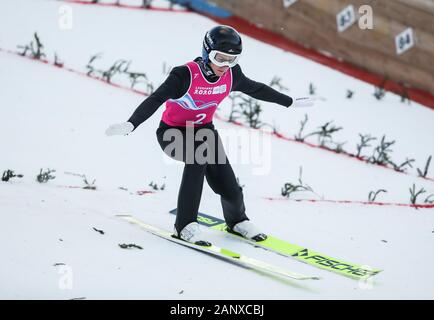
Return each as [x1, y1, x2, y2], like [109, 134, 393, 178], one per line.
[105, 122, 134, 136]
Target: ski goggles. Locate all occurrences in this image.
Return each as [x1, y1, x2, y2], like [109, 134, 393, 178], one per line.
[208, 50, 241, 68]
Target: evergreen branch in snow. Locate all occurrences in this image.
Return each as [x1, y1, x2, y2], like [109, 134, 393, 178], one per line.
[309, 83, 316, 95]
[356, 134, 376, 158]
[240, 97, 265, 129]
[128, 72, 148, 89]
[368, 189, 387, 202]
[281, 182, 309, 198]
[389, 158, 415, 173]
[17, 32, 46, 60]
[314, 121, 343, 147]
[368, 135, 395, 166]
[227, 93, 279, 132]
[295, 118, 343, 149]
[86, 55, 128, 82]
[83, 176, 97, 190]
[54, 52, 64, 67]
[17, 44, 31, 57]
[101, 59, 129, 83]
[373, 78, 387, 100]
[33, 32, 44, 58]
[373, 87, 386, 100]
[1, 170, 24, 182]
[64, 171, 86, 178]
[330, 141, 347, 154]
[227, 94, 268, 129]
[409, 184, 426, 207]
[64, 171, 96, 190]
[269, 120, 280, 135]
[228, 93, 244, 122]
[36, 168, 56, 183]
[259, 120, 280, 135]
[119, 243, 143, 250]
[399, 83, 411, 105]
[294, 114, 310, 142]
[86, 54, 154, 93]
[281, 167, 318, 199]
[363, 135, 416, 173]
[149, 181, 165, 191]
[93, 227, 105, 235]
[269, 76, 289, 92]
[417, 155, 432, 178]
[424, 194, 434, 204]
[127, 70, 153, 93]
[86, 53, 103, 76]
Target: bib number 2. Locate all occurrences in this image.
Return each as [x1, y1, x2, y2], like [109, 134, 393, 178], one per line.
[193, 113, 207, 124]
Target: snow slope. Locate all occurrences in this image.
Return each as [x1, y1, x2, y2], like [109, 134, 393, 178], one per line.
[0, 0, 433, 299]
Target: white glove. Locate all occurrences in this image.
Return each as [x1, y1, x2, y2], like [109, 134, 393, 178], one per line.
[292, 97, 316, 108]
[105, 122, 134, 136]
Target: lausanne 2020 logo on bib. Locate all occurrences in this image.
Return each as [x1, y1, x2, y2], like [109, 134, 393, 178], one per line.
[193, 85, 227, 95]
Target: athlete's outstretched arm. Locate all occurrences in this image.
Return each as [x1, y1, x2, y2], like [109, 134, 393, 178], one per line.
[231, 65, 315, 108]
[127, 66, 189, 130]
[105, 66, 189, 136]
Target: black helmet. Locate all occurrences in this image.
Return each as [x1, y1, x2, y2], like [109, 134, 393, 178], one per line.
[202, 25, 242, 63]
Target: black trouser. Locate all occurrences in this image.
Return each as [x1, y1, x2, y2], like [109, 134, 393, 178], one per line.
[156, 121, 248, 234]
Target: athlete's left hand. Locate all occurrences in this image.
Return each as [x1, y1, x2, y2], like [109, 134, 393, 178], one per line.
[291, 97, 316, 108]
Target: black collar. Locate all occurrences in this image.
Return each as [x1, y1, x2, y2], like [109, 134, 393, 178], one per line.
[194, 57, 219, 83]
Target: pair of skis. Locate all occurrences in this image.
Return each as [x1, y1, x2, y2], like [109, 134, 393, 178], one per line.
[118, 210, 382, 281]
[118, 215, 317, 281]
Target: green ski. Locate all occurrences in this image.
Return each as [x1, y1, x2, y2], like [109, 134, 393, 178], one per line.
[117, 215, 319, 281]
[169, 209, 382, 280]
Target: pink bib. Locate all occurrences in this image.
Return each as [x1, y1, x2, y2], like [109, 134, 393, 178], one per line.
[161, 61, 232, 127]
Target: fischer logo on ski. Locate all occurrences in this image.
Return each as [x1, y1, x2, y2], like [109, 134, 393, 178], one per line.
[293, 249, 380, 277]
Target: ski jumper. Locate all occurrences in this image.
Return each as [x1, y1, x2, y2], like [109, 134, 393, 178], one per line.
[127, 57, 293, 234]
[157, 61, 248, 233]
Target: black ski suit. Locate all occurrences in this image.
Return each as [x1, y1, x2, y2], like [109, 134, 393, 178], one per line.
[127, 57, 293, 234]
